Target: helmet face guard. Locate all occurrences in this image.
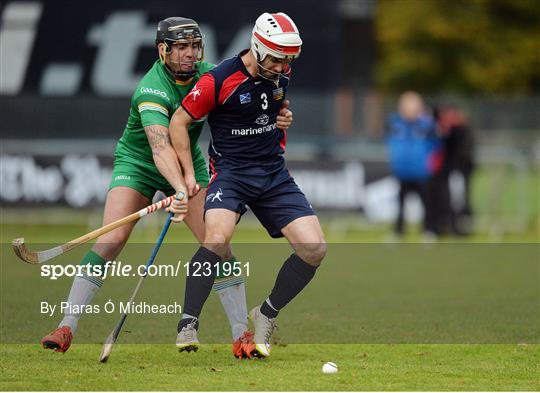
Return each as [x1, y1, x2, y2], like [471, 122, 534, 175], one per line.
[156, 17, 204, 80]
[250, 13, 302, 83]
[254, 54, 292, 85]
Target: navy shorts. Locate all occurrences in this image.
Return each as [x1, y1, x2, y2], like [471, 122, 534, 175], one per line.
[204, 164, 315, 238]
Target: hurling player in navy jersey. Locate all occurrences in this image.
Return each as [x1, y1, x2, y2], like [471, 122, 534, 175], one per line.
[169, 12, 326, 358]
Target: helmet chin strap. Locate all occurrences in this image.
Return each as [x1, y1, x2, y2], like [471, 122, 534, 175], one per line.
[162, 56, 196, 81]
[160, 42, 199, 81]
[256, 59, 290, 86]
[168, 60, 196, 81]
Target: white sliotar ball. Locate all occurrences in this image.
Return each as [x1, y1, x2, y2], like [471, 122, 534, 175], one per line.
[322, 362, 338, 374]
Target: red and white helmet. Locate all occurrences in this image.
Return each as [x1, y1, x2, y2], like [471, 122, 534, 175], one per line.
[251, 12, 302, 62]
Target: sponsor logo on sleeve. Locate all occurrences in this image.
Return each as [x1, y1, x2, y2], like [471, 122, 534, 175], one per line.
[187, 84, 202, 101]
[140, 87, 170, 101]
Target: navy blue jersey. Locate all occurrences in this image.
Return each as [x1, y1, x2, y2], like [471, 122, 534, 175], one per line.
[181, 50, 289, 172]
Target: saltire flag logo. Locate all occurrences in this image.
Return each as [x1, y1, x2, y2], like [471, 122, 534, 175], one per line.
[239, 93, 251, 104]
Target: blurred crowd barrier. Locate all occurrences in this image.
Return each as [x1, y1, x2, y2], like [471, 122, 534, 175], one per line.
[1, 137, 535, 236]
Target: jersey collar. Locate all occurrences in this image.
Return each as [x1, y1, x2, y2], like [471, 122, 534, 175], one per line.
[237, 49, 256, 79]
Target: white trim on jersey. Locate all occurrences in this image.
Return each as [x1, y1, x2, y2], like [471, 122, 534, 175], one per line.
[138, 102, 169, 116]
[210, 136, 222, 157]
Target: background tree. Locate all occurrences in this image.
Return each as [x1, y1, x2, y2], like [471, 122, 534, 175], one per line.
[375, 0, 540, 94]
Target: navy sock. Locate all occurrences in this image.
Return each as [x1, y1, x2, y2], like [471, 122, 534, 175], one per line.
[181, 246, 221, 323]
[260, 254, 318, 319]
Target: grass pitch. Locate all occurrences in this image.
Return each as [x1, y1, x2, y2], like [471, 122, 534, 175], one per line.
[1, 343, 538, 391]
[1, 215, 539, 391]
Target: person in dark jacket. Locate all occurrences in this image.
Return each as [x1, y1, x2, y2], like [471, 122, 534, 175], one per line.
[433, 104, 475, 235]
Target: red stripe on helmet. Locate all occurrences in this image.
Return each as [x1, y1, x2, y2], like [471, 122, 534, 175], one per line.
[272, 13, 296, 33]
[254, 32, 300, 55]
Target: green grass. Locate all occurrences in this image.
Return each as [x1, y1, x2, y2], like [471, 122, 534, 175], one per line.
[1, 205, 539, 391]
[1, 344, 538, 391]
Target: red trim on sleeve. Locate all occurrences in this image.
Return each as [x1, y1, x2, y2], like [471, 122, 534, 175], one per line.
[272, 14, 296, 33]
[254, 32, 300, 55]
[181, 73, 216, 119]
[218, 71, 249, 105]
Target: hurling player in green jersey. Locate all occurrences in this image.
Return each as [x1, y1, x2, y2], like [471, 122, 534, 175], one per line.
[40, 17, 294, 359]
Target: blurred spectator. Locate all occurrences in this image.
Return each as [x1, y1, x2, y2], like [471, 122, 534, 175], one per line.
[386, 91, 442, 238]
[432, 104, 475, 236]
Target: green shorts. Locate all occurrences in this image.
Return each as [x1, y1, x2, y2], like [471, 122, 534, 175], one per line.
[109, 146, 209, 200]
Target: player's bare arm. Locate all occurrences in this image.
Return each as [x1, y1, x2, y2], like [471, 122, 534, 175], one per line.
[169, 106, 197, 196]
[144, 124, 188, 222]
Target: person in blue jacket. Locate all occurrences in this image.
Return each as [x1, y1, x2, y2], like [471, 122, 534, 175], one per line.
[386, 91, 442, 237]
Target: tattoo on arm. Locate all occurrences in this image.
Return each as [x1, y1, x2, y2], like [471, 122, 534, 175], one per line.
[145, 126, 171, 156]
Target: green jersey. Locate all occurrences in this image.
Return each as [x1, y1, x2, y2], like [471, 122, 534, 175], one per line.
[109, 60, 214, 199]
[115, 60, 214, 163]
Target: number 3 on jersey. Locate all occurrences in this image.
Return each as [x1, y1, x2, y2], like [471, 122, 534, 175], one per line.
[261, 93, 268, 110]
